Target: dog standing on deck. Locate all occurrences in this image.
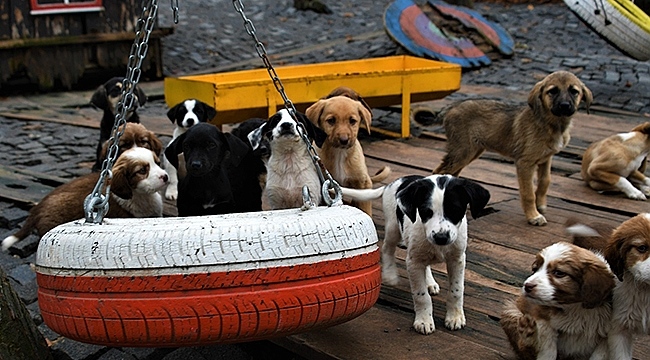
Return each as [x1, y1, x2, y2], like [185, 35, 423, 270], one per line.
[248, 109, 327, 210]
[306, 86, 391, 216]
[339, 174, 490, 334]
[90, 77, 147, 172]
[581, 122, 650, 200]
[434, 71, 592, 226]
[163, 99, 217, 200]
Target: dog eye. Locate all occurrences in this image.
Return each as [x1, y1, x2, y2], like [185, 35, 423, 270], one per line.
[547, 87, 559, 96]
[326, 118, 336, 125]
[569, 87, 580, 96]
[552, 270, 567, 278]
[349, 118, 357, 125]
[138, 166, 148, 175]
[637, 245, 649, 253]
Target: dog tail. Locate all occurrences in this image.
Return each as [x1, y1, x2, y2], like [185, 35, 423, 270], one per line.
[341, 186, 385, 202]
[370, 166, 392, 183]
[1, 218, 35, 251]
[564, 218, 612, 253]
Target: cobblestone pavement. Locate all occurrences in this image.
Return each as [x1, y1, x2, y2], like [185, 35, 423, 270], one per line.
[1, 0, 649, 359]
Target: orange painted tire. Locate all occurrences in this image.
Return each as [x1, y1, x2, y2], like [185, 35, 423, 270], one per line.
[35, 205, 380, 347]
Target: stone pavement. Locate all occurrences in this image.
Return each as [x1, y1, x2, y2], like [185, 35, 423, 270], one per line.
[1, 0, 649, 359]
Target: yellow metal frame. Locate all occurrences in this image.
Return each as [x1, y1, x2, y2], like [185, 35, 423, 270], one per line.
[164, 55, 461, 138]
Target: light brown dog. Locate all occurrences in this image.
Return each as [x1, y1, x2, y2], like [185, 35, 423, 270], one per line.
[306, 87, 391, 215]
[434, 71, 592, 226]
[581, 122, 650, 200]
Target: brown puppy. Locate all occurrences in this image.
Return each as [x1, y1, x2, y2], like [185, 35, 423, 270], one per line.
[306, 88, 391, 216]
[1, 147, 169, 250]
[98, 122, 164, 167]
[434, 71, 592, 226]
[581, 122, 650, 200]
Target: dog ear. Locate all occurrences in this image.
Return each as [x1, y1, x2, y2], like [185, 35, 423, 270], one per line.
[202, 101, 217, 122]
[148, 131, 164, 157]
[632, 122, 650, 135]
[527, 79, 546, 117]
[247, 122, 268, 151]
[109, 160, 133, 200]
[396, 180, 430, 224]
[166, 103, 181, 124]
[461, 179, 491, 219]
[134, 85, 147, 107]
[358, 103, 372, 134]
[222, 132, 250, 167]
[164, 132, 186, 170]
[604, 233, 627, 282]
[580, 82, 593, 114]
[580, 260, 615, 309]
[298, 112, 327, 148]
[305, 100, 326, 127]
[90, 85, 109, 110]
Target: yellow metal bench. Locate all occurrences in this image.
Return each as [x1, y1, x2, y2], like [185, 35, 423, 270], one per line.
[164, 55, 461, 138]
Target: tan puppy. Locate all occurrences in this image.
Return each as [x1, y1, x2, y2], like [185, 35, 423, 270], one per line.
[306, 87, 391, 216]
[581, 122, 650, 200]
[434, 71, 592, 226]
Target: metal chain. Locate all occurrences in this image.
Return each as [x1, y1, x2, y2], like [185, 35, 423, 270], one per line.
[232, 0, 342, 206]
[84, 0, 160, 223]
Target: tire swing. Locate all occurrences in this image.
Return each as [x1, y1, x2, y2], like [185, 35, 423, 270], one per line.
[34, 0, 381, 347]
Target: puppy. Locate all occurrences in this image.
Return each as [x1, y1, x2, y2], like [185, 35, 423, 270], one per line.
[339, 174, 490, 334]
[97, 123, 163, 165]
[165, 123, 261, 216]
[603, 213, 650, 360]
[306, 90, 391, 216]
[230, 118, 270, 191]
[248, 109, 327, 210]
[581, 122, 650, 200]
[2, 147, 168, 251]
[90, 77, 147, 172]
[163, 99, 217, 200]
[564, 217, 613, 252]
[500, 242, 616, 360]
[434, 71, 593, 226]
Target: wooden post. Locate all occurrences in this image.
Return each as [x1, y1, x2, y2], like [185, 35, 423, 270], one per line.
[0, 267, 52, 360]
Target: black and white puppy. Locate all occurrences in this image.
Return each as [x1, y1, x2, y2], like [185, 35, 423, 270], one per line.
[90, 77, 147, 172]
[164, 99, 217, 200]
[164, 123, 261, 217]
[248, 109, 327, 210]
[340, 174, 490, 334]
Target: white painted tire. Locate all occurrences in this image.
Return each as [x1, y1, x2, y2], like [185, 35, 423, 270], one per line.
[564, 0, 650, 61]
[35, 205, 381, 347]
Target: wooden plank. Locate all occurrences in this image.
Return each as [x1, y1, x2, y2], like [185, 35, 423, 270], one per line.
[0, 165, 62, 205]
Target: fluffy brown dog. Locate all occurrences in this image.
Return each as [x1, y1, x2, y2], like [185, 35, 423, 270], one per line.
[306, 87, 391, 215]
[2, 147, 168, 250]
[581, 122, 650, 200]
[434, 71, 592, 226]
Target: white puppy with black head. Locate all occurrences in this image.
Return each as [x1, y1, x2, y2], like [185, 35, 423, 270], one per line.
[340, 174, 490, 334]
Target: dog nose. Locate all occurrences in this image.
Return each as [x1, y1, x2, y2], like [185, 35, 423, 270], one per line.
[161, 173, 169, 183]
[432, 231, 450, 245]
[553, 101, 575, 116]
[524, 283, 536, 293]
[186, 118, 195, 127]
[339, 135, 349, 145]
[190, 161, 203, 170]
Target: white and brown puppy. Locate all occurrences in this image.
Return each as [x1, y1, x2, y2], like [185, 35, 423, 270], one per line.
[434, 71, 592, 226]
[582, 122, 650, 200]
[306, 88, 391, 216]
[163, 99, 217, 200]
[97, 122, 164, 166]
[603, 213, 650, 360]
[500, 242, 616, 360]
[90, 77, 147, 172]
[339, 174, 490, 334]
[2, 147, 168, 251]
[248, 109, 327, 210]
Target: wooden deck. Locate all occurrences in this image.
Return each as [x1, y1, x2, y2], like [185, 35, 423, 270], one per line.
[1, 82, 650, 359]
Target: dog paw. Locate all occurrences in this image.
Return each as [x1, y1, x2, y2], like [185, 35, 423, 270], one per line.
[627, 190, 647, 201]
[444, 310, 466, 330]
[413, 315, 435, 335]
[527, 214, 547, 226]
[381, 269, 400, 287]
[427, 282, 440, 296]
[517, 314, 537, 339]
[536, 204, 547, 214]
[165, 187, 178, 201]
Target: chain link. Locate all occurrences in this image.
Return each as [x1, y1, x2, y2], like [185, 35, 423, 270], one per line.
[84, 0, 160, 223]
[231, 0, 342, 206]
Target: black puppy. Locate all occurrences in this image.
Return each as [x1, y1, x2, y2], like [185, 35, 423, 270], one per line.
[163, 99, 217, 201]
[165, 123, 262, 216]
[91, 77, 147, 171]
